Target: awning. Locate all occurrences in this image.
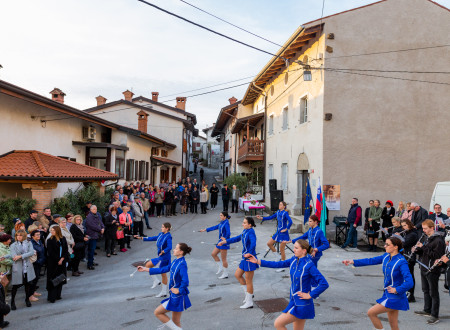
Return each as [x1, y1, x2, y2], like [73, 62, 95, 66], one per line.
[72, 141, 129, 151]
[151, 156, 181, 166]
[231, 113, 264, 134]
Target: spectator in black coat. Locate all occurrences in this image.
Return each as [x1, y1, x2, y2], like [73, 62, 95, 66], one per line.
[70, 215, 87, 276]
[210, 183, 219, 210]
[428, 203, 449, 233]
[30, 230, 46, 299]
[0, 274, 10, 329]
[190, 187, 200, 214]
[46, 226, 69, 303]
[411, 202, 429, 232]
[164, 188, 174, 217]
[400, 219, 419, 302]
[221, 184, 231, 212]
[381, 200, 395, 241]
[104, 207, 119, 257]
[24, 210, 38, 230]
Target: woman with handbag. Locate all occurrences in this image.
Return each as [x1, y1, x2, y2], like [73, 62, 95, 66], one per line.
[10, 229, 36, 309]
[59, 218, 74, 272]
[46, 226, 69, 303]
[119, 205, 133, 251]
[245, 239, 329, 330]
[104, 206, 119, 257]
[368, 200, 383, 251]
[70, 215, 88, 276]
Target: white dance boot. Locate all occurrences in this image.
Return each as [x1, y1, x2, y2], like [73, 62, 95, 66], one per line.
[151, 275, 161, 289]
[218, 267, 228, 279]
[240, 292, 254, 309]
[241, 285, 247, 303]
[215, 261, 223, 275]
[156, 284, 168, 297]
[162, 320, 182, 330]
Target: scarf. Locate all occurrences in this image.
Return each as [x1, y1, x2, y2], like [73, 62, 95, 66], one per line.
[75, 222, 84, 233]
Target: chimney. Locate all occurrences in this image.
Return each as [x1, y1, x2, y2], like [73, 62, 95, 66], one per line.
[152, 92, 159, 102]
[50, 88, 66, 104]
[96, 95, 107, 106]
[175, 97, 186, 111]
[229, 96, 237, 104]
[137, 110, 149, 133]
[123, 90, 134, 102]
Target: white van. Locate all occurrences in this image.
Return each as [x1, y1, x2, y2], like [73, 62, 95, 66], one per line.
[429, 181, 450, 212]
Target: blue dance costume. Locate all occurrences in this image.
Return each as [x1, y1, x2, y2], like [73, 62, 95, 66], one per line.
[206, 219, 231, 250]
[261, 210, 292, 242]
[353, 253, 413, 311]
[227, 228, 259, 271]
[260, 256, 329, 319]
[292, 226, 329, 266]
[150, 257, 191, 312]
[143, 232, 172, 268]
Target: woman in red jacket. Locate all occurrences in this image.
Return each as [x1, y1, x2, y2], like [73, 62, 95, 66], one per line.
[119, 206, 133, 252]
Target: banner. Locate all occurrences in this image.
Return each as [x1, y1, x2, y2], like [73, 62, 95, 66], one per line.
[324, 185, 340, 210]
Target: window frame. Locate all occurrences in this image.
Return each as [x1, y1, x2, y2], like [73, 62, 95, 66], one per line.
[300, 95, 308, 124]
[282, 105, 289, 131]
[281, 163, 288, 191]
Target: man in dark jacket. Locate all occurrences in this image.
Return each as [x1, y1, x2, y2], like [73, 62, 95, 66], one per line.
[0, 274, 10, 328]
[24, 210, 38, 230]
[428, 203, 448, 233]
[411, 202, 429, 232]
[222, 184, 231, 212]
[341, 198, 362, 249]
[85, 205, 104, 270]
[415, 219, 446, 325]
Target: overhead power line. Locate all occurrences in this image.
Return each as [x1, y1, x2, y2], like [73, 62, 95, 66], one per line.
[160, 74, 256, 100]
[177, 0, 283, 47]
[322, 44, 450, 60]
[137, 0, 286, 60]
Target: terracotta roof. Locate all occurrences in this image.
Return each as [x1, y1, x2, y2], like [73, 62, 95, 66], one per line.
[231, 112, 264, 134]
[151, 156, 181, 166]
[0, 150, 118, 181]
[211, 101, 240, 137]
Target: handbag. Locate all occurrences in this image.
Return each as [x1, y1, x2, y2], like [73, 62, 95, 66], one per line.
[51, 274, 66, 287]
[116, 228, 124, 240]
[29, 251, 37, 263]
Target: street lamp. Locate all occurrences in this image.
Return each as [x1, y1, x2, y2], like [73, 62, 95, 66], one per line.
[303, 65, 312, 81]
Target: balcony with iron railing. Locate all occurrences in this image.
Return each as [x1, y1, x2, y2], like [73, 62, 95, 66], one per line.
[237, 139, 264, 164]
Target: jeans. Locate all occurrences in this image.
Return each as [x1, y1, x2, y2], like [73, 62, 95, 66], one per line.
[87, 239, 97, 267]
[421, 270, 441, 318]
[343, 224, 357, 247]
[144, 211, 150, 228]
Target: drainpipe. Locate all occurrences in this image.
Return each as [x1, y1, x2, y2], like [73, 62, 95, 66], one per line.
[250, 83, 267, 201]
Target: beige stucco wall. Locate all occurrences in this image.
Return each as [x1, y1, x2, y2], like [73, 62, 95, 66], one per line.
[87, 102, 184, 179]
[320, 0, 450, 215]
[261, 36, 326, 210]
[0, 93, 108, 199]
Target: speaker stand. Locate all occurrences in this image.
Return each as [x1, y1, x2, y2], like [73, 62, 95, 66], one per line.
[264, 240, 294, 258]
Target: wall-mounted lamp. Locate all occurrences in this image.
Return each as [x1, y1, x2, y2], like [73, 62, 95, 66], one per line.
[303, 65, 312, 81]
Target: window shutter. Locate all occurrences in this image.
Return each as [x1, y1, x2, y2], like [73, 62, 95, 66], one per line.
[146, 162, 149, 180]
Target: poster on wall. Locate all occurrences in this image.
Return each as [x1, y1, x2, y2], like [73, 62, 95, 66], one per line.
[324, 185, 340, 210]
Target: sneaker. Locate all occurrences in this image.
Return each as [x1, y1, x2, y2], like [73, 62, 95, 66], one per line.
[427, 317, 440, 324]
[414, 310, 431, 317]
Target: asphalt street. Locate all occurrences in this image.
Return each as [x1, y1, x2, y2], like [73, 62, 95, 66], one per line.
[8, 166, 450, 329]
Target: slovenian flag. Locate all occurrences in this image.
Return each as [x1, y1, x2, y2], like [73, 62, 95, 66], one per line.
[315, 177, 322, 219]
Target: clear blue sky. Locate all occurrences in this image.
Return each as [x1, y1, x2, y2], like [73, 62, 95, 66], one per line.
[1, 0, 449, 132]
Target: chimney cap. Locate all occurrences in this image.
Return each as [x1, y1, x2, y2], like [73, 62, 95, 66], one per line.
[152, 92, 159, 96]
[96, 95, 107, 101]
[50, 88, 66, 96]
[229, 96, 237, 104]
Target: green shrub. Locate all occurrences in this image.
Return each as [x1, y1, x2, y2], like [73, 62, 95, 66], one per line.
[223, 173, 248, 197]
[0, 196, 36, 232]
[50, 184, 114, 217]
